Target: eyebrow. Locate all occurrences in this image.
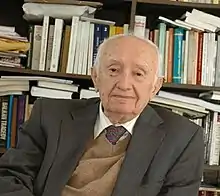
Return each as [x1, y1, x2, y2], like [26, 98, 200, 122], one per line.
[135, 63, 151, 73]
[108, 59, 120, 63]
[106, 59, 123, 67]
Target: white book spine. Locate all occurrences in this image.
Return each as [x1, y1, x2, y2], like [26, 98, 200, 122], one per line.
[187, 31, 194, 84]
[214, 35, 220, 87]
[192, 9, 220, 29]
[201, 33, 208, 86]
[209, 112, 220, 165]
[50, 19, 64, 72]
[123, 24, 129, 35]
[77, 21, 86, 74]
[192, 32, 199, 85]
[183, 30, 189, 84]
[209, 33, 215, 86]
[66, 16, 79, 74]
[87, 23, 94, 75]
[31, 86, 72, 99]
[31, 25, 42, 70]
[164, 30, 169, 82]
[81, 21, 90, 75]
[73, 21, 82, 74]
[39, 16, 50, 71]
[207, 33, 213, 86]
[134, 15, 146, 39]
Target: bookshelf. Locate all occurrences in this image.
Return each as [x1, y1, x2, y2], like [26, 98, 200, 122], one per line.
[0, 66, 90, 80]
[135, 0, 220, 9]
[204, 165, 220, 171]
[1, 65, 220, 93]
[1, 0, 220, 195]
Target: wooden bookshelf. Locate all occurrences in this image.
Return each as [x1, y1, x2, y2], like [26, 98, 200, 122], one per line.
[136, 0, 220, 9]
[1, 66, 220, 93]
[199, 187, 220, 193]
[0, 66, 90, 80]
[162, 83, 220, 92]
[0, 66, 93, 87]
[204, 164, 220, 171]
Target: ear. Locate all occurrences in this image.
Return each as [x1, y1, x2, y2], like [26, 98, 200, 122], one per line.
[150, 77, 163, 100]
[91, 67, 99, 91]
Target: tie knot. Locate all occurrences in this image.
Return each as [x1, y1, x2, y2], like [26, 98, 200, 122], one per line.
[105, 125, 127, 145]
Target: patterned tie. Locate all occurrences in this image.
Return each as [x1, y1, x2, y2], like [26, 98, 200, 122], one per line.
[105, 125, 127, 145]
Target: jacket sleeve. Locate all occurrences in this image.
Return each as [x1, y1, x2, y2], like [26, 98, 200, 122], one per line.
[0, 99, 46, 196]
[158, 127, 205, 196]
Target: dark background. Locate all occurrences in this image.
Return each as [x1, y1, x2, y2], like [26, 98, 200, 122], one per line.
[0, 0, 131, 37]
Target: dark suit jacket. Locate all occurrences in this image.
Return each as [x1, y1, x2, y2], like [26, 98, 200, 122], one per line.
[0, 97, 204, 196]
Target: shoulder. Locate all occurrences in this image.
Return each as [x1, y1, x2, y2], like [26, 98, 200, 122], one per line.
[149, 104, 204, 163]
[151, 104, 200, 128]
[33, 97, 100, 116]
[150, 104, 202, 141]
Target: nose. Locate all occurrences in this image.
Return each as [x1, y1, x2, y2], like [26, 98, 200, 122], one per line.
[116, 72, 132, 91]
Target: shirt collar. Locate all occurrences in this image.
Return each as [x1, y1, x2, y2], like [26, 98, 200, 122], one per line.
[94, 103, 139, 139]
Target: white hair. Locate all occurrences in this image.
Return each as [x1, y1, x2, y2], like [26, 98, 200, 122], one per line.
[93, 33, 163, 78]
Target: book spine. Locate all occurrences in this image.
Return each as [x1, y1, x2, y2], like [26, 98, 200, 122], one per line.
[172, 27, 184, 84]
[92, 23, 102, 65]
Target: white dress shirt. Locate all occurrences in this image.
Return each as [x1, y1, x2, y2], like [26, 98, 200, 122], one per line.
[94, 103, 139, 139]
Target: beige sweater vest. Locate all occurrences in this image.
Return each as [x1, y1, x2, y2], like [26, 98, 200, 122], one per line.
[61, 132, 131, 196]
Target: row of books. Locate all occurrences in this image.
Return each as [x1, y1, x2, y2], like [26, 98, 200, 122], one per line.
[0, 25, 29, 68]
[142, 9, 220, 87]
[3, 8, 220, 87]
[174, 0, 220, 4]
[26, 15, 128, 76]
[199, 187, 220, 196]
[0, 75, 79, 148]
[0, 94, 32, 149]
[147, 26, 220, 87]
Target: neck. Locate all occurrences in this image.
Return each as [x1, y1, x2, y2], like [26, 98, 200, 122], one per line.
[104, 110, 137, 124]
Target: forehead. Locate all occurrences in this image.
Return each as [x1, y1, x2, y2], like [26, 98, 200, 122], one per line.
[102, 37, 158, 66]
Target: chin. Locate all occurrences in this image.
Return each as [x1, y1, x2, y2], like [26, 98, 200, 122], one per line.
[108, 104, 134, 114]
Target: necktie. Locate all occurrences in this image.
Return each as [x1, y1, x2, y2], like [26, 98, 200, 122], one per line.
[105, 125, 127, 145]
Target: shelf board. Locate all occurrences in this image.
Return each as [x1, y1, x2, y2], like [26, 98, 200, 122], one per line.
[0, 66, 91, 80]
[137, 0, 220, 9]
[162, 82, 220, 92]
[204, 164, 220, 171]
[1, 66, 220, 92]
[199, 187, 220, 193]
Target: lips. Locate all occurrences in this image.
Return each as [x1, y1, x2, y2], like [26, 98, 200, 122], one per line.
[111, 95, 135, 99]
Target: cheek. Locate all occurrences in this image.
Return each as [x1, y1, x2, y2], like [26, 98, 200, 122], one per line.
[99, 83, 113, 100]
[135, 85, 153, 104]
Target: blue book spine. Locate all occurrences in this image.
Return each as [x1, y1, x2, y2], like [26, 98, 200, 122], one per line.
[172, 27, 184, 84]
[6, 95, 14, 149]
[100, 24, 109, 43]
[92, 23, 102, 65]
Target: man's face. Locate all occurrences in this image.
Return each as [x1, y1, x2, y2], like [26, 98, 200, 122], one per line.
[91, 36, 162, 118]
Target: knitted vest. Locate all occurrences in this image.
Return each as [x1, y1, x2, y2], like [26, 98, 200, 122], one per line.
[61, 132, 131, 196]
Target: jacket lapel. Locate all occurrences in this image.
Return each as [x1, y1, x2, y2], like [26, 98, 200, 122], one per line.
[112, 105, 165, 196]
[43, 98, 100, 196]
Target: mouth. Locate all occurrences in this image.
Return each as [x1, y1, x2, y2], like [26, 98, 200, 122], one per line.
[111, 95, 135, 99]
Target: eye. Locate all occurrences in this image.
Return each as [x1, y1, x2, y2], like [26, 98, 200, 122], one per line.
[134, 70, 145, 77]
[108, 66, 120, 76]
[110, 68, 117, 72]
[136, 72, 143, 77]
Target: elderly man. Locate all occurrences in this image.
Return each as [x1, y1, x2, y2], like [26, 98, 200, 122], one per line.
[0, 35, 204, 196]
